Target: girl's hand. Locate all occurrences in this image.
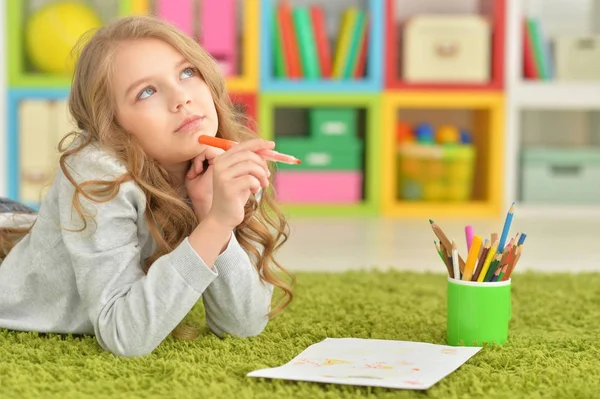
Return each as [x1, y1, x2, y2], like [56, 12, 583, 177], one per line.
[207, 139, 273, 229]
[185, 146, 224, 220]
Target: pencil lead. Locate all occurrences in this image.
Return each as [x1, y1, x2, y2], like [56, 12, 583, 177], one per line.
[429, 219, 434, 224]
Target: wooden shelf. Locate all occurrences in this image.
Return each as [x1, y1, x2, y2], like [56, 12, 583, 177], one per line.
[385, 0, 506, 91]
[383, 201, 501, 219]
[513, 81, 600, 109]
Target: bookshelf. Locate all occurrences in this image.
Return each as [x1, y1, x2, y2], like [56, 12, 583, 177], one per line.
[2, 0, 514, 219]
[381, 0, 507, 219]
[505, 0, 600, 216]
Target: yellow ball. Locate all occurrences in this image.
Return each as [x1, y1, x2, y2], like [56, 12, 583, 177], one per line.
[436, 125, 460, 145]
[25, 2, 102, 75]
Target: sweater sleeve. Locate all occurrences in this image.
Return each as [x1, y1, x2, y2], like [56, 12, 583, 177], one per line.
[202, 233, 274, 338]
[57, 151, 219, 357]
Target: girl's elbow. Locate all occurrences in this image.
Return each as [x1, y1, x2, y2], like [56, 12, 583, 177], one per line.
[208, 314, 269, 338]
[239, 317, 269, 337]
[97, 333, 159, 358]
[106, 342, 158, 358]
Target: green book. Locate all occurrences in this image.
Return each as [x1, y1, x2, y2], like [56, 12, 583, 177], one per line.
[273, 6, 286, 78]
[293, 7, 320, 79]
[527, 18, 549, 80]
[342, 10, 365, 79]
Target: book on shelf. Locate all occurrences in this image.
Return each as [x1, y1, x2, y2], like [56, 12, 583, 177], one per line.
[523, 17, 553, 80]
[272, 1, 369, 80]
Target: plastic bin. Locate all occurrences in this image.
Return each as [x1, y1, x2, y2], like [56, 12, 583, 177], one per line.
[397, 143, 475, 201]
[521, 148, 600, 203]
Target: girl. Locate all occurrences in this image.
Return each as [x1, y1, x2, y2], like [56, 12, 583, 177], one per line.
[0, 15, 294, 357]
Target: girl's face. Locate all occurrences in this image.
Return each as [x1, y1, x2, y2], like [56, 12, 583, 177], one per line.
[112, 38, 218, 176]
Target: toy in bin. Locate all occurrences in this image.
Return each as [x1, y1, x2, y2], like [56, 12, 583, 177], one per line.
[396, 122, 475, 201]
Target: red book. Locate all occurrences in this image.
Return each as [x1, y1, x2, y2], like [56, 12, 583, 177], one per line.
[309, 5, 332, 78]
[522, 18, 537, 79]
[278, 1, 302, 78]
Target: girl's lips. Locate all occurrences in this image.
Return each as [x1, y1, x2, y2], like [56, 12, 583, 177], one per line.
[176, 115, 205, 132]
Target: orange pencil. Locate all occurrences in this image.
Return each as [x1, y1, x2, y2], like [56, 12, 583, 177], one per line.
[198, 135, 301, 164]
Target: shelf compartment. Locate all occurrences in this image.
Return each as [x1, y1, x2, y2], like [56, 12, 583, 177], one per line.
[8, 0, 126, 88]
[259, 93, 381, 216]
[381, 92, 505, 218]
[385, 0, 505, 91]
[6, 88, 72, 207]
[260, 0, 384, 92]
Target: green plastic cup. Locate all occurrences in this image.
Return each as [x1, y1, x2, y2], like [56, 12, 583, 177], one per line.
[446, 277, 512, 346]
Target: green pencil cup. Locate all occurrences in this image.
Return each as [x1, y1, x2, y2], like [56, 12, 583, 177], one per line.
[446, 277, 512, 347]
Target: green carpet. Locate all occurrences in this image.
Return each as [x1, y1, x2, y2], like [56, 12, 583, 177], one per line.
[1, 270, 599, 398]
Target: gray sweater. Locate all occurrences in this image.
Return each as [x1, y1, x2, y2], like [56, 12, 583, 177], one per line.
[0, 143, 274, 357]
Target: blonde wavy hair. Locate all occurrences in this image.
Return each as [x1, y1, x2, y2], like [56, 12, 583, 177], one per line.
[0, 15, 294, 337]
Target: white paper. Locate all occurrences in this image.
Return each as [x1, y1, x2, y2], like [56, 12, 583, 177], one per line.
[247, 338, 481, 390]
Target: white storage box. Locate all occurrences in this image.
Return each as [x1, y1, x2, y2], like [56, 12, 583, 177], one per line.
[555, 36, 600, 81]
[403, 15, 491, 83]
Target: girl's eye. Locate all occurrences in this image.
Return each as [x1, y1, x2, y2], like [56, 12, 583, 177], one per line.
[181, 67, 196, 79]
[138, 87, 156, 100]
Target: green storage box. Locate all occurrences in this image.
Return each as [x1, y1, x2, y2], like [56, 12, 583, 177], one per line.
[521, 148, 600, 204]
[309, 108, 357, 140]
[274, 137, 363, 170]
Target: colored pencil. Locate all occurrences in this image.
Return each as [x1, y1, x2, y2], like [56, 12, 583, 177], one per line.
[491, 232, 499, 245]
[472, 240, 490, 281]
[517, 233, 527, 246]
[435, 241, 453, 277]
[499, 238, 514, 267]
[462, 235, 482, 281]
[198, 135, 301, 164]
[477, 239, 498, 282]
[498, 249, 513, 281]
[513, 232, 521, 248]
[503, 246, 522, 281]
[490, 264, 502, 282]
[484, 253, 502, 282]
[451, 240, 460, 280]
[429, 220, 465, 272]
[498, 202, 515, 253]
[465, 225, 474, 251]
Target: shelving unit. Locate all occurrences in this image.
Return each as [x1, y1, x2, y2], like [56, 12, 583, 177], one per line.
[12, 0, 583, 219]
[505, 0, 600, 216]
[381, 0, 507, 219]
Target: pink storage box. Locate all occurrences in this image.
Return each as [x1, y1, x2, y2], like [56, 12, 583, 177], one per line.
[274, 171, 363, 203]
